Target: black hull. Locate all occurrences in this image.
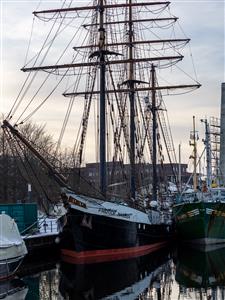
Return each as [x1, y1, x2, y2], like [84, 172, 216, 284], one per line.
[59, 206, 173, 260]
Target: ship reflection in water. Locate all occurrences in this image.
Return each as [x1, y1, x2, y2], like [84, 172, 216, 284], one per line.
[175, 244, 225, 299]
[6, 245, 225, 299]
[59, 247, 172, 300]
[11, 248, 173, 300]
[0, 278, 28, 299]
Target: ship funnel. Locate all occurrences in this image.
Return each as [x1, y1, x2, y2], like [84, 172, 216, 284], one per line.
[220, 82, 225, 185]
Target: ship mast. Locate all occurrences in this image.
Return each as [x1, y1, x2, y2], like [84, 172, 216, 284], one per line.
[190, 116, 198, 191]
[2, 120, 68, 188]
[151, 64, 158, 201]
[98, 0, 107, 196]
[128, 0, 136, 200]
[193, 116, 198, 191]
[201, 118, 212, 188]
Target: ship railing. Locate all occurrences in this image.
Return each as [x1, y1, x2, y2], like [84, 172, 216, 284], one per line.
[175, 193, 197, 203]
[22, 216, 59, 237]
[38, 217, 59, 234]
[176, 190, 225, 204]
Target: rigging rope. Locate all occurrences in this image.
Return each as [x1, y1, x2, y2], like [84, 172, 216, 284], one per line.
[4, 128, 50, 214]
[7, 17, 60, 119]
[24, 16, 35, 67]
[7, 0, 80, 121]
[16, 18, 90, 124]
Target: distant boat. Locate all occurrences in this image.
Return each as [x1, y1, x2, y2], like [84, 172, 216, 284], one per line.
[173, 117, 225, 244]
[173, 188, 225, 244]
[0, 214, 27, 280]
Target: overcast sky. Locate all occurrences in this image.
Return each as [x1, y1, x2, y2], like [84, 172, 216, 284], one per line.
[1, 0, 225, 167]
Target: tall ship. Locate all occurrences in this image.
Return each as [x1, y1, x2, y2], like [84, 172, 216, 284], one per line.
[2, 0, 200, 261]
[173, 116, 225, 244]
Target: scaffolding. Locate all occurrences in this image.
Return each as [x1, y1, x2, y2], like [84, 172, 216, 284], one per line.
[209, 117, 220, 182]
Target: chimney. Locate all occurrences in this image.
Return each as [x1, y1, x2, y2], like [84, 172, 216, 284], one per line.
[220, 82, 225, 185]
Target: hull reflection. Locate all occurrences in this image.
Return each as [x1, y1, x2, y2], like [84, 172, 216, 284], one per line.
[175, 244, 225, 298]
[0, 278, 28, 299]
[59, 248, 172, 300]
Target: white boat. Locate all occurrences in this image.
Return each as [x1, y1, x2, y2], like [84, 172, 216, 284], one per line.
[0, 214, 27, 280]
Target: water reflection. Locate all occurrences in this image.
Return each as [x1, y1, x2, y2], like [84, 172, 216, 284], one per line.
[175, 244, 225, 299]
[0, 278, 28, 299]
[23, 269, 60, 300]
[59, 247, 172, 299]
[4, 244, 225, 299]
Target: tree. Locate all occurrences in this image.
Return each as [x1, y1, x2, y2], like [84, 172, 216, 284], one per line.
[0, 119, 61, 208]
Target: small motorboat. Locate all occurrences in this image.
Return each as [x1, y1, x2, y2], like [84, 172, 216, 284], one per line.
[0, 214, 27, 280]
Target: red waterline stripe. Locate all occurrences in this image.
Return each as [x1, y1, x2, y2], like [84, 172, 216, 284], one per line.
[61, 241, 168, 264]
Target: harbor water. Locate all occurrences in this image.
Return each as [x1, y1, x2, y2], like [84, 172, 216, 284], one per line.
[2, 244, 225, 300]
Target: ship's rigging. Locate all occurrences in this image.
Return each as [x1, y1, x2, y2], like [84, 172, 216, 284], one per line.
[2, 0, 200, 202]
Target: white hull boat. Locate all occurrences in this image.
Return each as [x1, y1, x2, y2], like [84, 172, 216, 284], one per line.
[0, 214, 27, 280]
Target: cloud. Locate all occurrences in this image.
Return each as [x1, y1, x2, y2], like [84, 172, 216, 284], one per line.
[1, 0, 224, 164]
